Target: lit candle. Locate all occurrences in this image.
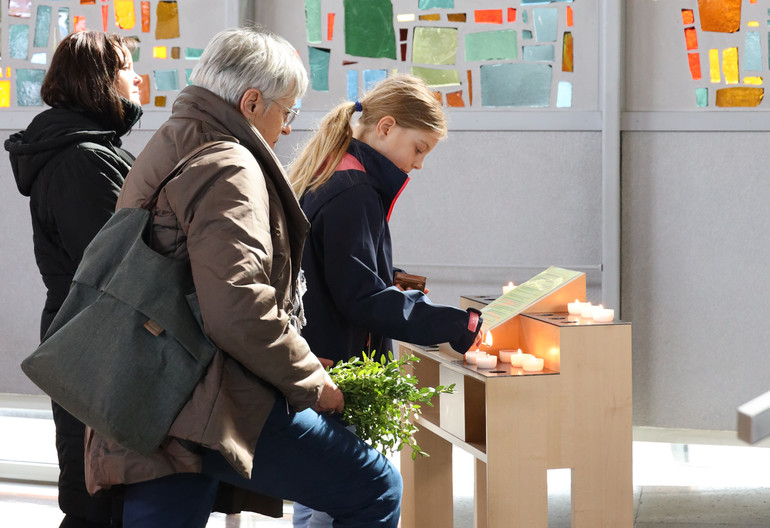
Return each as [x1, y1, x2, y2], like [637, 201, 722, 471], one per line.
[498, 349, 517, 363]
[522, 356, 545, 372]
[567, 299, 585, 315]
[502, 281, 516, 295]
[465, 350, 480, 365]
[476, 354, 498, 369]
[592, 305, 615, 323]
[580, 302, 594, 319]
[510, 350, 533, 368]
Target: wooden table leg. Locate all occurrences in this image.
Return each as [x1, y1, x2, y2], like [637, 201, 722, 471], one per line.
[400, 427, 454, 528]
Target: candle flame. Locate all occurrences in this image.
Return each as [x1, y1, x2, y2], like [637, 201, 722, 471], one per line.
[483, 331, 493, 348]
[506, 281, 515, 288]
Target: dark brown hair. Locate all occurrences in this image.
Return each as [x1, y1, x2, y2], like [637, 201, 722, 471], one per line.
[41, 31, 136, 127]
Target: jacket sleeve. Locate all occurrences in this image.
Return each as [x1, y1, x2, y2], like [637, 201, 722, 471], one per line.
[312, 183, 480, 353]
[175, 151, 324, 410]
[48, 147, 126, 264]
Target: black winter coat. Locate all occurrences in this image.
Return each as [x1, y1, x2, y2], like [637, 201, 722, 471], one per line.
[6, 102, 141, 338]
[300, 138, 481, 365]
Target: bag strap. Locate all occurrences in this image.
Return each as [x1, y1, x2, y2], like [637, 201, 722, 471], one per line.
[140, 141, 230, 211]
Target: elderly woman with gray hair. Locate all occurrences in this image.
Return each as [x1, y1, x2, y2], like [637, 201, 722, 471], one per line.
[83, 27, 402, 528]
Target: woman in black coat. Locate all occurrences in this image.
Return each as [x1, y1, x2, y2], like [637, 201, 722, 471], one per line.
[5, 30, 142, 528]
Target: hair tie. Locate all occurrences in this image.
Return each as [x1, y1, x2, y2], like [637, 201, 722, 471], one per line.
[354, 101, 363, 113]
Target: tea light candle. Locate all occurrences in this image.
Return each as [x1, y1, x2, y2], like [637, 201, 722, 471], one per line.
[476, 354, 498, 369]
[580, 302, 594, 319]
[592, 306, 615, 323]
[510, 351, 533, 368]
[522, 356, 545, 372]
[502, 281, 516, 295]
[498, 349, 518, 363]
[567, 299, 585, 315]
[465, 350, 480, 365]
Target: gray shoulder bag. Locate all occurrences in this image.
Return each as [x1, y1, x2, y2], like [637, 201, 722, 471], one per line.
[21, 141, 226, 455]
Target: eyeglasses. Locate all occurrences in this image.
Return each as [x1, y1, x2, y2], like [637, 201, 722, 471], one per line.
[272, 100, 300, 128]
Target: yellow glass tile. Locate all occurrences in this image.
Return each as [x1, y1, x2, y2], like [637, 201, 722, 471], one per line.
[748, 21, 759, 27]
[419, 14, 440, 21]
[744, 76, 763, 85]
[153, 46, 167, 59]
[723, 47, 739, 84]
[115, 0, 136, 30]
[156, 1, 180, 39]
[709, 48, 721, 83]
[154, 95, 167, 107]
[0, 80, 11, 108]
[715, 87, 764, 107]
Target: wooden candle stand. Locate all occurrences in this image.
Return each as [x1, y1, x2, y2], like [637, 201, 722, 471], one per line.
[399, 271, 632, 528]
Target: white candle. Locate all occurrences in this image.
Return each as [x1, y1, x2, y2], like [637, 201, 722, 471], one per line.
[498, 349, 518, 363]
[465, 350, 480, 365]
[476, 354, 498, 369]
[592, 306, 615, 323]
[567, 299, 584, 315]
[502, 281, 516, 295]
[580, 302, 594, 319]
[510, 350, 533, 368]
[522, 356, 545, 372]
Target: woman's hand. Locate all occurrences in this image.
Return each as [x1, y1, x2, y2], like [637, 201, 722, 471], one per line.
[313, 372, 344, 414]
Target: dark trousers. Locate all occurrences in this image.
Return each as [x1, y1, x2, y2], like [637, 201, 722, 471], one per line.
[52, 401, 122, 527]
[122, 398, 402, 528]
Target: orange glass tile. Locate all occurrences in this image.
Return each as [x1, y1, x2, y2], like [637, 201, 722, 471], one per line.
[467, 69, 473, 105]
[102, 4, 108, 31]
[751, 0, 757, 4]
[171, 46, 180, 59]
[154, 95, 167, 107]
[419, 14, 440, 21]
[447, 13, 466, 22]
[431, 91, 443, 105]
[153, 46, 167, 59]
[715, 86, 763, 106]
[139, 74, 150, 105]
[446, 90, 464, 107]
[327, 13, 335, 40]
[475, 9, 503, 24]
[81, 0, 96, 4]
[74, 16, 87, 32]
[566, 6, 573, 27]
[141, 1, 150, 32]
[508, 8, 517, 22]
[682, 9, 694, 25]
[697, 0, 741, 33]
[688, 52, 702, 80]
[562, 32, 574, 72]
[684, 27, 698, 50]
[0, 81, 11, 108]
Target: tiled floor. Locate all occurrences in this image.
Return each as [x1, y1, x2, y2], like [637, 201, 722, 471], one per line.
[4, 410, 770, 527]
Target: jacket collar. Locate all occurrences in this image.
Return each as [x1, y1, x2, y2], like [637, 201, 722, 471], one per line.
[172, 85, 309, 280]
[347, 138, 410, 221]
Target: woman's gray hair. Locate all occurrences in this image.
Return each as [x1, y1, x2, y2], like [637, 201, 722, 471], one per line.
[190, 27, 308, 108]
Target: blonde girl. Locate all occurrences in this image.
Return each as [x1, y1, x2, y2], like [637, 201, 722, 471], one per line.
[290, 75, 483, 528]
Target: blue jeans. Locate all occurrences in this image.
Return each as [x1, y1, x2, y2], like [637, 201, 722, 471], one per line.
[122, 398, 401, 528]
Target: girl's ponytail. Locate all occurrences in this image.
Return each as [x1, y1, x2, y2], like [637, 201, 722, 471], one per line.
[289, 101, 357, 197]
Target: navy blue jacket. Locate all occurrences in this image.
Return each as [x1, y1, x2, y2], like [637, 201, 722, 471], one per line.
[300, 138, 481, 364]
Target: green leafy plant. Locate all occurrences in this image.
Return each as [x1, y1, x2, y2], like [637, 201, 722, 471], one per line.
[328, 351, 455, 459]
